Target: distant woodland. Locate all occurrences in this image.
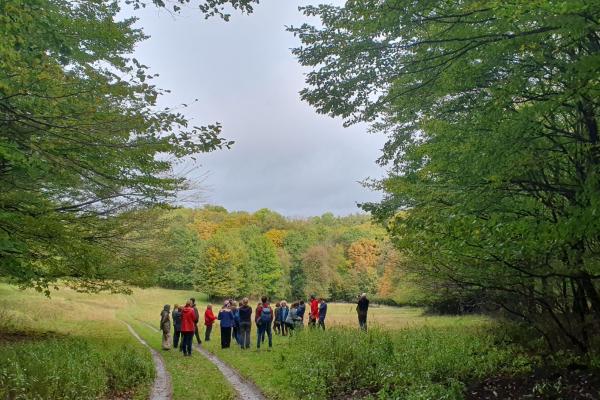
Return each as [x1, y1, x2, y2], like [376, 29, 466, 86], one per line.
[143, 206, 423, 304]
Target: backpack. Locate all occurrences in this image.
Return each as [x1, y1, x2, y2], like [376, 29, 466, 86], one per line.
[260, 306, 272, 324]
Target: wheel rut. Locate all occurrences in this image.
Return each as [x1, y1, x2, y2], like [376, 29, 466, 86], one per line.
[124, 322, 172, 400]
[138, 320, 265, 400]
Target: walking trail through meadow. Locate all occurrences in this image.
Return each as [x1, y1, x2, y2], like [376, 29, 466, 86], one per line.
[133, 320, 265, 400]
[124, 322, 172, 400]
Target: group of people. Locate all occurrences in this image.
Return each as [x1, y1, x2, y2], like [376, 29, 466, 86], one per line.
[159, 293, 369, 354]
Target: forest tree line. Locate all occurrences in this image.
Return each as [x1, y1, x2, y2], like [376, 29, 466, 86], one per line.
[144, 206, 421, 304]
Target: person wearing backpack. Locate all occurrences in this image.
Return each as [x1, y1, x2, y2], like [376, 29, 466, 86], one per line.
[255, 296, 274, 349]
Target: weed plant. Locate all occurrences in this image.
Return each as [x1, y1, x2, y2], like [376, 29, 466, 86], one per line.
[283, 327, 532, 399]
[0, 338, 153, 399]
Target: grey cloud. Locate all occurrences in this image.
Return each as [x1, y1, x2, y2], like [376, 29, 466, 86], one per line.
[128, 1, 385, 216]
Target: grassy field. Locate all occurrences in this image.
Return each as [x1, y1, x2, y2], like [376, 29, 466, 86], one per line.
[0, 283, 529, 400]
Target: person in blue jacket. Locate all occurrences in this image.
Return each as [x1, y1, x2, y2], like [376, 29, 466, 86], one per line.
[279, 301, 289, 336]
[231, 300, 241, 345]
[218, 302, 235, 349]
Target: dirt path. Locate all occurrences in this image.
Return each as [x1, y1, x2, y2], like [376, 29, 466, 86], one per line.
[193, 345, 265, 400]
[124, 322, 172, 400]
[138, 321, 265, 400]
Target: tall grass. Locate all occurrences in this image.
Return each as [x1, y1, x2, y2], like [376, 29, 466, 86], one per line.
[282, 327, 532, 399]
[0, 338, 153, 399]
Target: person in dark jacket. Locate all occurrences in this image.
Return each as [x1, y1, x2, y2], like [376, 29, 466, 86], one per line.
[238, 297, 252, 349]
[256, 296, 274, 349]
[181, 300, 196, 356]
[297, 300, 306, 328]
[357, 293, 369, 331]
[318, 298, 327, 330]
[273, 302, 281, 334]
[172, 304, 182, 349]
[218, 303, 235, 349]
[160, 304, 171, 350]
[190, 297, 202, 344]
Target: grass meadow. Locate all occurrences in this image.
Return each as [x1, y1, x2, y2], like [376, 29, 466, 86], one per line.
[0, 283, 532, 399]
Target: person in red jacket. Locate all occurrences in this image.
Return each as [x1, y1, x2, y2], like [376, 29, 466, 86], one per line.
[180, 300, 196, 356]
[308, 295, 319, 328]
[204, 304, 217, 341]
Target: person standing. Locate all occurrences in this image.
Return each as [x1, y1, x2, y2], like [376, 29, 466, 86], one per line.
[238, 298, 252, 349]
[256, 296, 274, 349]
[357, 293, 369, 331]
[172, 304, 182, 349]
[231, 301, 241, 346]
[285, 302, 298, 336]
[190, 298, 202, 345]
[255, 301, 265, 344]
[297, 300, 306, 329]
[181, 300, 196, 356]
[318, 298, 327, 330]
[204, 304, 217, 341]
[308, 295, 319, 328]
[273, 302, 281, 335]
[218, 302, 235, 349]
[279, 301, 289, 336]
[160, 305, 171, 350]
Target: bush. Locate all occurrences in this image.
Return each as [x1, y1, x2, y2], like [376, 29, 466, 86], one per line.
[0, 337, 153, 399]
[281, 327, 531, 399]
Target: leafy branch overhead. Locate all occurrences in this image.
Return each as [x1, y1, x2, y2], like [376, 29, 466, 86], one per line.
[126, 0, 258, 20]
[290, 0, 600, 352]
[0, 0, 250, 293]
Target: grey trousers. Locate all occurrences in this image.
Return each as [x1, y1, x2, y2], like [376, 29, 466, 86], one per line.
[239, 322, 251, 348]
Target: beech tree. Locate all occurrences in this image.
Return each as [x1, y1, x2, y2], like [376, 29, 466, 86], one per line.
[291, 1, 600, 351]
[0, 0, 260, 293]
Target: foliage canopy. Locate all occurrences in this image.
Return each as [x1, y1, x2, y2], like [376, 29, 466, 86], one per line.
[291, 1, 600, 352]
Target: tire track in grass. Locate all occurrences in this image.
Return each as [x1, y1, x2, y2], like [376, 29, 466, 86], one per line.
[124, 322, 172, 400]
[139, 321, 265, 400]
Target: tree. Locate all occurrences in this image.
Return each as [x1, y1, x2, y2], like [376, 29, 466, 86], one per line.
[302, 245, 332, 298]
[239, 226, 283, 297]
[194, 232, 243, 299]
[283, 231, 313, 299]
[291, 1, 600, 351]
[157, 222, 201, 289]
[0, 0, 265, 293]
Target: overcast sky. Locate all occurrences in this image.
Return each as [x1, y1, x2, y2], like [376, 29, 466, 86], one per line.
[128, 1, 386, 217]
